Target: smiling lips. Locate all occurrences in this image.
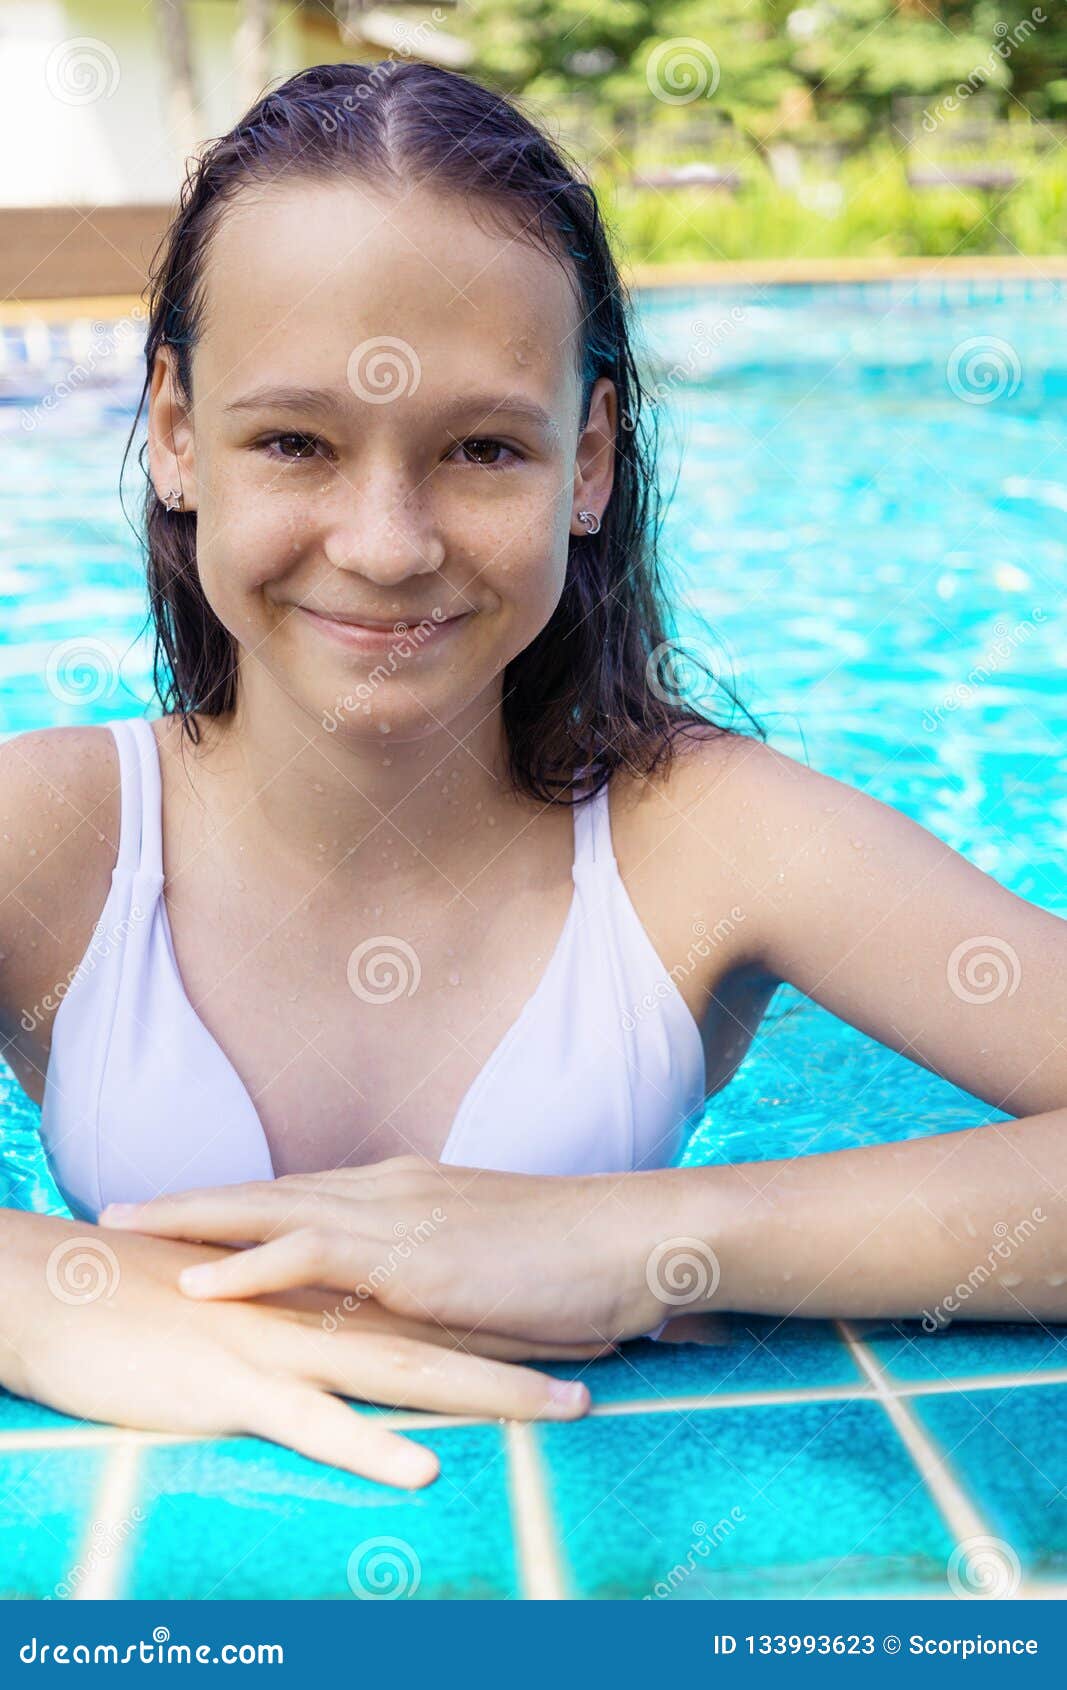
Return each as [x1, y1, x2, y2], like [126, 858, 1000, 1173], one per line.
[297, 604, 471, 652]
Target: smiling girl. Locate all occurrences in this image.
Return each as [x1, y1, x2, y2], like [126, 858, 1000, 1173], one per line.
[3, 62, 1066, 1491]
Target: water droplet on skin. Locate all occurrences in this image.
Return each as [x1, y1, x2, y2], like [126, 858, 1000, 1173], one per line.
[487, 816, 497, 827]
[1000, 1273, 1022, 1288]
[1047, 1273, 1066, 1287]
[963, 1216, 977, 1238]
[378, 722, 391, 735]
[312, 782, 324, 794]
[28, 847, 37, 857]
[774, 871, 785, 883]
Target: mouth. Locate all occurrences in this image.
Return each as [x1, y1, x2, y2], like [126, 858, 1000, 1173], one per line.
[296, 605, 472, 653]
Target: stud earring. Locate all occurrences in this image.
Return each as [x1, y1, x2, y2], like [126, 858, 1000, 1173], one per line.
[162, 487, 184, 512]
[577, 509, 601, 535]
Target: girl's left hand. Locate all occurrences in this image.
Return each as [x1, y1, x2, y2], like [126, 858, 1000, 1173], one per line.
[99, 1157, 689, 1344]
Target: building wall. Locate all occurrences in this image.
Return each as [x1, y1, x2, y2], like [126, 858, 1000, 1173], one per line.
[0, 0, 384, 209]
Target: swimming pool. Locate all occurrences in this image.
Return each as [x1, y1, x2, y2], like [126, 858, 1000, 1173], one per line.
[2, 277, 1064, 1205]
[1, 277, 1065, 1598]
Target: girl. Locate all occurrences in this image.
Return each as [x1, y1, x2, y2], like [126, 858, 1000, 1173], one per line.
[3, 62, 1066, 1493]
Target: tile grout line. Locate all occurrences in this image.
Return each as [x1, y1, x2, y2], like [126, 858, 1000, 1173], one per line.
[69, 1440, 143, 1600]
[503, 1424, 568, 1601]
[3, 1362, 1067, 1451]
[836, 1321, 991, 1545]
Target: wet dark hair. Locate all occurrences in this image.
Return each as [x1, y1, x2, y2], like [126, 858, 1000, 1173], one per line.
[123, 59, 764, 804]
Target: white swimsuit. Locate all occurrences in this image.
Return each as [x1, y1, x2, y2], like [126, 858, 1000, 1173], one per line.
[39, 715, 708, 1219]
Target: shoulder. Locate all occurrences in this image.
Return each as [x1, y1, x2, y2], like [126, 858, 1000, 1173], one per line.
[611, 724, 919, 979]
[0, 724, 121, 1033]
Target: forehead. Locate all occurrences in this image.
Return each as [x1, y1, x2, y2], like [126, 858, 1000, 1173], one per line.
[196, 180, 583, 415]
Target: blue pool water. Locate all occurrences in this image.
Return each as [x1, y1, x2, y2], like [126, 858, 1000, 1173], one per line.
[1, 278, 1065, 1209]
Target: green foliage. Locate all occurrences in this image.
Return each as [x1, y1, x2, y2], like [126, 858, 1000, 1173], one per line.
[456, 0, 1067, 254]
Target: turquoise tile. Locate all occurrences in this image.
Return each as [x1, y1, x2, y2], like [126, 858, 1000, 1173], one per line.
[126, 1423, 516, 1599]
[913, 1382, 1067, 1580]
[0, 1446, 107, 1598]
[543, 1316, 862, 1404]
[540, 1399, 954, 1598]
[861, 1319, 1067, 1383]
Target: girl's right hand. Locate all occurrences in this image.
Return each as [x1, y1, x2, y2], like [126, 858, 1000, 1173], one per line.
[0, 1211, 600, 1488]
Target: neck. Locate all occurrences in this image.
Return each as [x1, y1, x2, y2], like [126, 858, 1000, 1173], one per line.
[183, 673, 528, 894]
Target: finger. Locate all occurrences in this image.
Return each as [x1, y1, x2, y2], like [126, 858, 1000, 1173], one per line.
[98, 1185, 295, 1243]
[245, 1377, 439, 1488]
[177, 1229, 368, 1299]
[256, 1290, 614, 1362]
[293, 1328, 591, 1421]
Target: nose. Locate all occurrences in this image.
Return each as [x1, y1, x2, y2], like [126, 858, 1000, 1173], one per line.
[322, 466, 445, 587]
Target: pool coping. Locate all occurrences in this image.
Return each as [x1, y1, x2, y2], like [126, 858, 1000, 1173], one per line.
[5, 1318, 1067, 1601]
[2, 255, 1067, 325]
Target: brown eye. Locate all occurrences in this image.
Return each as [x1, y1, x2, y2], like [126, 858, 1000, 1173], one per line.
[262, 433, 327, 462]
[453, 438, 519, 469]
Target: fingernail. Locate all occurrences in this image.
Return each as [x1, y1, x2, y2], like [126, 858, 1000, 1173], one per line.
[179, 1266, 217, 1295]
[546, 1378, 590, 1415]
[395, 1444, 439, 1488]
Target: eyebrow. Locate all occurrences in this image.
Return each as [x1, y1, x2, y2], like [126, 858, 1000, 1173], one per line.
[223, 384, 559, 438]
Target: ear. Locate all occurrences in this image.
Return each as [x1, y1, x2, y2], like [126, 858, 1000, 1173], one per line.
[569, 376, 616, 537]
[147, 342, 198, 511]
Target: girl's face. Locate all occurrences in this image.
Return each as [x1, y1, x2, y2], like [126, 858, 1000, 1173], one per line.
[149, 181, 615, 742]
